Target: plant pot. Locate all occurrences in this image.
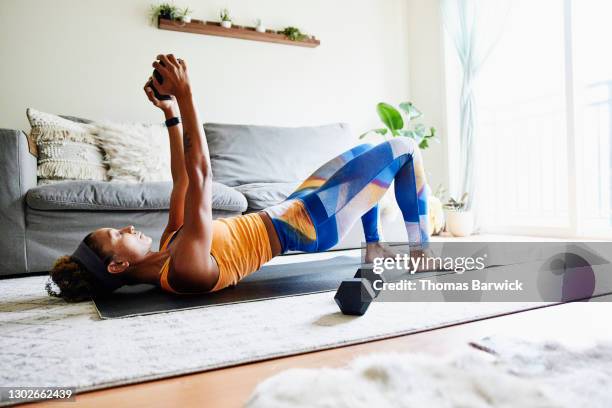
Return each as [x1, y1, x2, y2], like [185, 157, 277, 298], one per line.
[180, 16, 191, 23]
[221, 20, 232, 28]
[444, 210, 474, 237]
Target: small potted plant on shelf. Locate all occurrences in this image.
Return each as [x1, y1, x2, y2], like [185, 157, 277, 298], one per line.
[255, 18, 266, 33]
[179, 7, 192, 23]
[280, 26, 307, 41]
[150, 3, 181, 23]
[220, 8, 232, 28]
[443, 192, 474, 237]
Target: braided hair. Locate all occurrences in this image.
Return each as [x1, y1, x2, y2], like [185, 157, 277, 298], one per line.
[45, 233, 110, 302]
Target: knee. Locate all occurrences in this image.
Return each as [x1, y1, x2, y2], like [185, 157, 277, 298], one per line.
[387, 137, 419, 157]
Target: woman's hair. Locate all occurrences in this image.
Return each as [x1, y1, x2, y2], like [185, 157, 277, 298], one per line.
[46, 233, 110, 302]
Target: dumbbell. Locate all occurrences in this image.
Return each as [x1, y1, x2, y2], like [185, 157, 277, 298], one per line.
[148, 59, 172, 101]
[334, 266, 388, 316]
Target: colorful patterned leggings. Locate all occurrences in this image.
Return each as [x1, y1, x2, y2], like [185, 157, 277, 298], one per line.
[263, 138, 430, 253]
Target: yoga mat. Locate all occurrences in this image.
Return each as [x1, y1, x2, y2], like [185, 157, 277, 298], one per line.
[94, 255, 363, 319]
[94, 241, 612, 319]
[90, 254, 555, 319]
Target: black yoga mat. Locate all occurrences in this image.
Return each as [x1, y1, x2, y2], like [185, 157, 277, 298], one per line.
[94, 255, 363, 319]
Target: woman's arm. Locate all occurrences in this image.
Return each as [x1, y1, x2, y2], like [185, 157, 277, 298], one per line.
[143, 84, 189, 247]
[161, 103, 189, 246]
[151, 55, 218, 291]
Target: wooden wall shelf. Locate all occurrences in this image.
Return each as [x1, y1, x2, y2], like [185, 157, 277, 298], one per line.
[158, 18, 320, 48]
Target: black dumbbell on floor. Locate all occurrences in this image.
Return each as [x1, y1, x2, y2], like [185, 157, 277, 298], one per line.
[334, 266, 387, 316]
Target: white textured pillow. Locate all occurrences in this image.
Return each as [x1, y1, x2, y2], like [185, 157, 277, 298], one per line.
[26, 108, 107, 184]
[93, 121, 171, 182]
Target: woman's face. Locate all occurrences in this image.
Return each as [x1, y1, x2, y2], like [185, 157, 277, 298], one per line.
[91, 225, 153, 269]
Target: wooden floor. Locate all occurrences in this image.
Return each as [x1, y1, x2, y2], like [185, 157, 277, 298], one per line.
[25, 300, 612, 408]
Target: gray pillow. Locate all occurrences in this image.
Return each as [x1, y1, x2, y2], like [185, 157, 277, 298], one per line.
[235, 182, 301, 210]
[204, 123, 354, 187]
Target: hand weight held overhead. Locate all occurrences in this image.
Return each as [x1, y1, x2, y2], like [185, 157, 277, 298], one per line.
[149, 59, 172, 101]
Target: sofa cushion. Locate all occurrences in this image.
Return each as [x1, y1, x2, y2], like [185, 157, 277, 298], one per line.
[60, 114, 172, 183]
[26, 180, 248, 212]
[61, 114, 174, 183]
[235, 182, 301, 210]
[27, 108, 108, 183]
[93, 120, 171, 183]
[204, 123, 354, 187]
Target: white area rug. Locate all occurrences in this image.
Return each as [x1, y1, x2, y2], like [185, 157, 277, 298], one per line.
[0, 251, 548, 405]
[246, 337, 612, 408]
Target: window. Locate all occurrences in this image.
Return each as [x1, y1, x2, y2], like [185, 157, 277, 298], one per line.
[443, 0, 612, 238]
[573, 0, 612, 236]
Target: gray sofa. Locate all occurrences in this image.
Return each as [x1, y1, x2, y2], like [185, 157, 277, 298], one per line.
[1, 121, 374, 276]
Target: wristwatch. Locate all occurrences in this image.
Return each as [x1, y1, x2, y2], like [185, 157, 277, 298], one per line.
[165, 117, 181, 128]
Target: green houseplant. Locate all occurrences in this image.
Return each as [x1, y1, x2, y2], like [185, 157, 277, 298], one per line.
[220, 8, 232, 28]
[442, 192, 474, 237]
[255, 18, 266, 33]
[443, 192, 469, 211]
[280, 26, 307, 41]
[150, 3, 182, 23]
[179, 7, 193, 23]
[360, 102, 437, 150]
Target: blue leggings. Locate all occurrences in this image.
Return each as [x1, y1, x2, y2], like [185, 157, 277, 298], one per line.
[263, 138, 430, 253]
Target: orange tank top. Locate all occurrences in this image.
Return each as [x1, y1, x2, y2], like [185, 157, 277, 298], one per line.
[159, 213, 273, 294]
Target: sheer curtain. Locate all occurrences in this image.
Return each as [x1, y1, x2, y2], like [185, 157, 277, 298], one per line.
[440, 0, 511, 229]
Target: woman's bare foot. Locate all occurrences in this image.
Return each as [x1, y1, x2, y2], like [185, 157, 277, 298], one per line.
[365, 243, 440, 273]
[364, 242, 401, 263]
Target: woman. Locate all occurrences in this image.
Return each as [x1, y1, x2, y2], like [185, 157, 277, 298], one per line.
[46, 54, 431, 302]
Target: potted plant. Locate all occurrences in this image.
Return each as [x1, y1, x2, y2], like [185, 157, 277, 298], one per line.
[150, 3, 181, 23]
[360, 102, 437, 149]
[255, 18, 266, 33]
[443, 192, 474, 237]
[220, 8, 232, 28]
[179, 7, 193, 23]
[280, 26, 307, 41]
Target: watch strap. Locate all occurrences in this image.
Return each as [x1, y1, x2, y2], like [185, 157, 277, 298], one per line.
[165, 117, 181, 127]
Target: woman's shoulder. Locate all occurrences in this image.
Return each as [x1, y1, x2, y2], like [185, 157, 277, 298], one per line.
[160, 226, 184, 251]
[159, 225, 219, 294]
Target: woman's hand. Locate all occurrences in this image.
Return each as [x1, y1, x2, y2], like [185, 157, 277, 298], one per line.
[143, 79, 177, 117]
[151, 54, 191, 100]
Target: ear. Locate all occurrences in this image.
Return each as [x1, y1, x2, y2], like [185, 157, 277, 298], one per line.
[107, 260, 129, 274]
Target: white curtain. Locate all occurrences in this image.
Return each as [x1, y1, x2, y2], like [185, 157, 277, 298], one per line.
[440, 0, 511, 229]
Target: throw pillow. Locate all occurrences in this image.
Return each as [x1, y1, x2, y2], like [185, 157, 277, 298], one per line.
[93, 121, 171, 182]
[203, 123, 354, 187]
[26, 108, 108, 184]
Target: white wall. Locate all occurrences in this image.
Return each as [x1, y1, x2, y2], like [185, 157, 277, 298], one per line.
[406, 0, 448, 192]
[1, 0, 452, 195]
[0, 0, 410, 138]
